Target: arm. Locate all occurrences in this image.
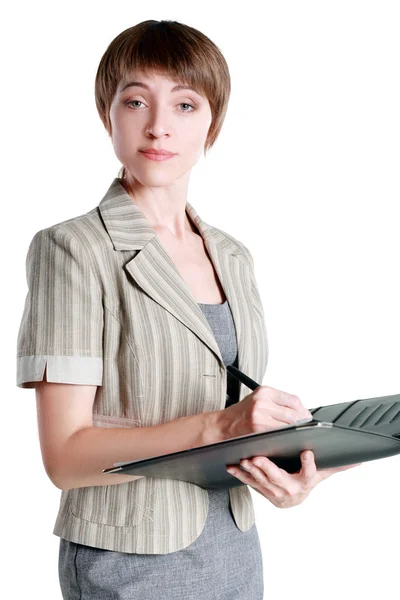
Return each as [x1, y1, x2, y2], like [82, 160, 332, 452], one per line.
[36, 368, 225, 491]
[58, 409, 223, 491]
[19, 228, 225, 490]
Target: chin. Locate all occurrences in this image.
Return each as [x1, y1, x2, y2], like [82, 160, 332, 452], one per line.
[134, 171, 180, 187]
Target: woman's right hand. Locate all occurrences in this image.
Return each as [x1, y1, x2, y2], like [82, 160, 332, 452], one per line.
[219, 385, 313, 439]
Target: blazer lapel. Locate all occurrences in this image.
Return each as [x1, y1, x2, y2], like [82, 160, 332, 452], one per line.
[98, 178, 253, 376]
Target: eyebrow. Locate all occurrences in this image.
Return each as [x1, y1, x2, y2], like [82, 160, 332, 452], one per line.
[119, 81, 201, 96]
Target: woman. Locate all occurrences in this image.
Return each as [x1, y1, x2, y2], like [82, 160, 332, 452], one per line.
[16, 20, 360, 600]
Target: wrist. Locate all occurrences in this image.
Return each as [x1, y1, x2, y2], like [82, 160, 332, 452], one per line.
[201, 409, 227, 446]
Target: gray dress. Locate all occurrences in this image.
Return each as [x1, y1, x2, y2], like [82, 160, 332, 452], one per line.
[58, 300, 264, 600]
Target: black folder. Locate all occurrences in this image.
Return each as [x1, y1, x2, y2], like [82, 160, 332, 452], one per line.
[103, 366, 400, 490]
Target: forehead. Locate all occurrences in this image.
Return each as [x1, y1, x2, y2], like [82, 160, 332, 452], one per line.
[120, 68, 170, 83]
[118, 69, 201, 95]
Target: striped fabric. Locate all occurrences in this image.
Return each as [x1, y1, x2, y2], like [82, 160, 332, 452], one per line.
[16, 177, 269, 554]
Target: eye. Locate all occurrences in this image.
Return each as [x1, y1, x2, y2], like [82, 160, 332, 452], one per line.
[179, 103, 195, 112]
[126, 100, 144, 109]
[125, 101, 195, 112]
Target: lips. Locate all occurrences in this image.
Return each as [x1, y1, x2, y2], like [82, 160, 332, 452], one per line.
[140, 149, 176, 156]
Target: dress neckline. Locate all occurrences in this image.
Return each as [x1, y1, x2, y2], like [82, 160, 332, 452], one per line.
[197, 299, 228, 307]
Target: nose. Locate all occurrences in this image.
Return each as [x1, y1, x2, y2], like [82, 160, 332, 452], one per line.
[144, 105, 173, 139]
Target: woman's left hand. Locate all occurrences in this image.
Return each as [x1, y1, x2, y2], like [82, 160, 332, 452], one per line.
[226, 451, 362, 509]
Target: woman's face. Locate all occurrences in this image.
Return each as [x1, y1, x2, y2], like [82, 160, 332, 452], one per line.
[109, 69, 213, 186]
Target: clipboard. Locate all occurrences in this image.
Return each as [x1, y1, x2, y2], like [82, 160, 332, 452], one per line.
[103, 366, 400, 490]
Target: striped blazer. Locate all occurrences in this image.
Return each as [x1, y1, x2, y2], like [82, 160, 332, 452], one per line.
[16, 176, 269, 554]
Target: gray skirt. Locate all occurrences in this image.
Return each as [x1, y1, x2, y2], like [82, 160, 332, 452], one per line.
[58, 488, 264, 599]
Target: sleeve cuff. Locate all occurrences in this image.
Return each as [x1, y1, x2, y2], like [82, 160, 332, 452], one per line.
[16, 355, 103, 388]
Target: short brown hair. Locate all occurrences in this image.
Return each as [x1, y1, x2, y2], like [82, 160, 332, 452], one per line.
[94, 20, 231, 160]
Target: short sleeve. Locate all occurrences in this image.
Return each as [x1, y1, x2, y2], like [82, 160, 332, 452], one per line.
[16, 226, 104, 388]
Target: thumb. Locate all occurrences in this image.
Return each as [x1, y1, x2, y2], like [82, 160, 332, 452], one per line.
[300, 450, 315, 471]
[301, 450, 313, 462]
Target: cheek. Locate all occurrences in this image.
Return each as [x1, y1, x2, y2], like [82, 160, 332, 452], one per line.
[183, 122, 209, 154]
[110, 105, 134, 137]
[110, 120, 140, 160]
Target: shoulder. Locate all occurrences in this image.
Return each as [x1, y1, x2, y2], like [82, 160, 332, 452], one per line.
[27, 206, 111, 262]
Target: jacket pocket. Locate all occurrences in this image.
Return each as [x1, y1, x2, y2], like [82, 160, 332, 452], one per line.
[69, 480, 154, 527]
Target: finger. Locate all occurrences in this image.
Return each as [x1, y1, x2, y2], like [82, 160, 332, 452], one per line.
[299, 450, 317, 484]
[270, 389, 301, 409]
[265, 416, 296, 429]
[226, 465, 257, 486]
[227, 463, 282, 496]
[271, 391, 312, 418]
[240, 459, 284, 494]
[250, 456, 286, 486]
[241, 456, 293, 499]
[265, 402, 305, 424]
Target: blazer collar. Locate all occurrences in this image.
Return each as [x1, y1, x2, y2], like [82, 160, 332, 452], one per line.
[98, 177, 253, 379]
[98, 177, 237, 252]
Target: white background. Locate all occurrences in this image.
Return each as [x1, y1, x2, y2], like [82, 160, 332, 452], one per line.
[3, 1, 399, 598]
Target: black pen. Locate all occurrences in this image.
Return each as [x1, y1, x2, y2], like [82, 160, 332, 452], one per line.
[226, 364, 260, 391]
